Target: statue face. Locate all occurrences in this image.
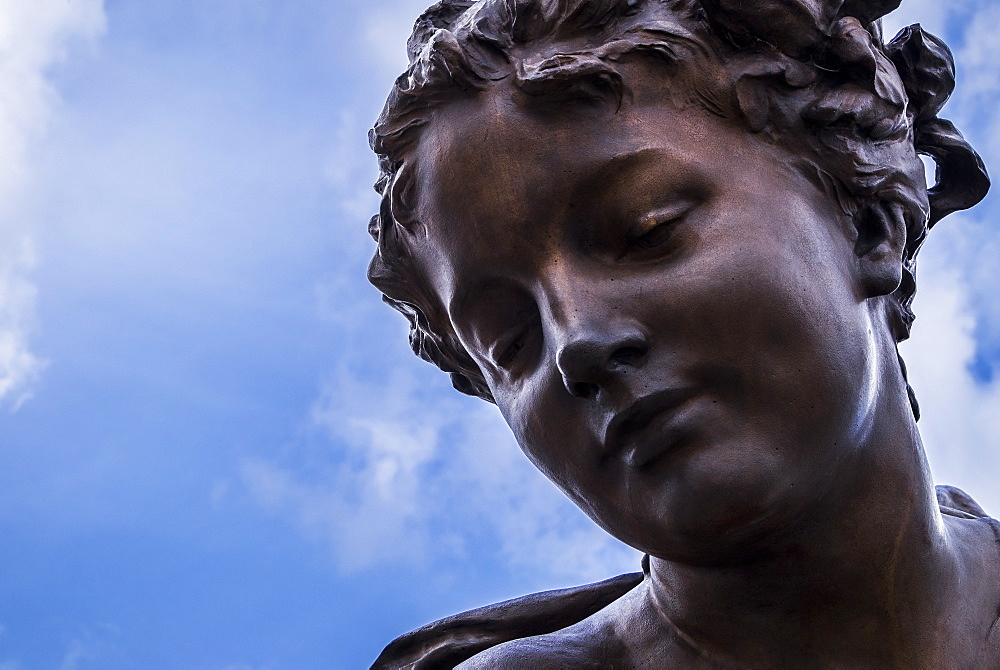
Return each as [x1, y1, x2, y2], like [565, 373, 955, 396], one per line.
[411, 58, 890, 563]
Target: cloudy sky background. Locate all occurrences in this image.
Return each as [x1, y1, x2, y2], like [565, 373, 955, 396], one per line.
[1, 0, 998, 667]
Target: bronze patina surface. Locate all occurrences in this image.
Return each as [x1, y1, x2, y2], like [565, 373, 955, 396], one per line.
[367, 0, 997, 667]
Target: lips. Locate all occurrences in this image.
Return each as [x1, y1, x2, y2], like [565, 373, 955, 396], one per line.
[604, 388, 697, 468]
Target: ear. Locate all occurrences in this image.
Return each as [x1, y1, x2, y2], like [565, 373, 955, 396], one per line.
[854, 204, 906, 298]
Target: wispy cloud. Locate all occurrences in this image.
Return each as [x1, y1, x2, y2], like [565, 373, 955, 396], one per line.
[0, 0, 106, 409]
[56, 623, 120, 670]
[0, 238, 41, 409]
[242, 364, 639, 580]
[902, 217, 1000, 516]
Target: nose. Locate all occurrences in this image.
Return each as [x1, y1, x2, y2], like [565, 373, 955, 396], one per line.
[556, 323, 649, 399]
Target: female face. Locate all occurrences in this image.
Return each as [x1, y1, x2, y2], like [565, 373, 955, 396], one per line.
[410, 61, 891, 563]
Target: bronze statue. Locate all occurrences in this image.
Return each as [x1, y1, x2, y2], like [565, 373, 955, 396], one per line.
[367, 0, 997, 666]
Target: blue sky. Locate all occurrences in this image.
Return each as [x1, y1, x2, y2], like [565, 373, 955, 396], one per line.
[1, 1, 999, 667]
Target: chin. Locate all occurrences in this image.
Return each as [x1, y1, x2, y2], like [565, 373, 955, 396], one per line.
[626, 452, 827, 566]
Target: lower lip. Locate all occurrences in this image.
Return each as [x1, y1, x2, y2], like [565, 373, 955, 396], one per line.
[621, 400, 698, 470]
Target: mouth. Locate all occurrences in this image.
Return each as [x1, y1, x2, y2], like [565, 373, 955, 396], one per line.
[604, 388, 698, 469]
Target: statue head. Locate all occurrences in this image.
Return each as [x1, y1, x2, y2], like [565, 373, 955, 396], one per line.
[365, 0, 989, 559]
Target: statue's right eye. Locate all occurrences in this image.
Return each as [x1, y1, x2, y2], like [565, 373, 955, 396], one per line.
[631, 219, 677, 250]
[619, 214, 685, 261]
[618, 200, 695, 261]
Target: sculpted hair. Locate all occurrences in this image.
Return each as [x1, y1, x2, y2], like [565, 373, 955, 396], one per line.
[368, 0, 989, 413]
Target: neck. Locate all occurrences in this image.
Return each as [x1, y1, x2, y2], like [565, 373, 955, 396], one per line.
[645, 373, 971, 666]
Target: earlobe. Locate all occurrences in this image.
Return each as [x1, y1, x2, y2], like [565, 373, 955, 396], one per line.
[854, 204, 906, 298]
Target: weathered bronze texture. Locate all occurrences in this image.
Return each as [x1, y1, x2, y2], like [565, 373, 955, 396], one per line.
[367, 0, 997, 667]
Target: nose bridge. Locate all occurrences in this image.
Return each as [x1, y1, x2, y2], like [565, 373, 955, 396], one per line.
[539, 264, 648, 398]
[539, 258, 616, 344]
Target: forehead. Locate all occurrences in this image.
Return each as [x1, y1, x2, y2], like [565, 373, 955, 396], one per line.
[407, 65, 784, 280]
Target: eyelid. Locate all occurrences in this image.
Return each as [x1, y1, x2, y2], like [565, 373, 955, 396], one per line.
[489, 325, 529, 370]
[486, 309, 541, 372]
[493, 336, 523, 370]
[627, 202, 694, 240]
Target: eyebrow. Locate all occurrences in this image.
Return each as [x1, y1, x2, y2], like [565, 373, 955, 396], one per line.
[568, 147, 687, 206]
[514, 54, 626, 112]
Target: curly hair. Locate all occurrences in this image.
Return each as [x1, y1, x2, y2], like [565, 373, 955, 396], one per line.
[367, 0, 989, 415]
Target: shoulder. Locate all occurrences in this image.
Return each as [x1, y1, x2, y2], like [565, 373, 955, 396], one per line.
[456, 620, 626, 669]
[371, 572, 644, 669]
[936, 486, 1000, 664]
[456, 584, 651, 669]
[936, 484, 991, 519]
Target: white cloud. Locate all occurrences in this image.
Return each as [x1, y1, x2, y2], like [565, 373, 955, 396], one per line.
[902, 219, 1000, 516]
[0, 237, 43, 409]
[243, 367, 442, 572]
[955, 6, 1000, 97]
[242, 364, 638, 580]
[324, 110, 381, 231]
[0, 0, 106, 409]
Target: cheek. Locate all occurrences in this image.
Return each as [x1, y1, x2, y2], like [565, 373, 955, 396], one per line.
[695, 223, 852, 342]
[496, 374, 597, 489]
[719, 273, 874, 456]
[640, 232, 869, 424]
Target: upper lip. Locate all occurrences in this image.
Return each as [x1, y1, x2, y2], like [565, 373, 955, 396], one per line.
[603, 388, 696, 461]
